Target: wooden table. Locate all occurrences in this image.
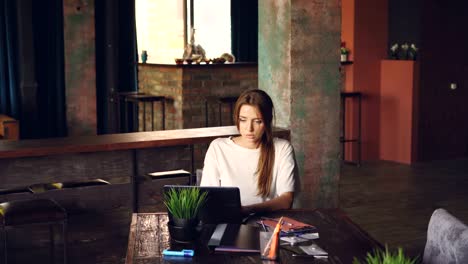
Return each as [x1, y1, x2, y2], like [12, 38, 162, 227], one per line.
[125, 209, 382, 264]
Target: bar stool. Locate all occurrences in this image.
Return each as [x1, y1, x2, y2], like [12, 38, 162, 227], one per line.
[0, 187, 32, 196]
[205, 96, 238, 127]
[29, 179, 111, 193]
[340, 91, 362, 166]
[125, 94, 166, 131]
[0, 199, 67, 264]
[116, 91, 145, 133]
[148, 169, 192, 184]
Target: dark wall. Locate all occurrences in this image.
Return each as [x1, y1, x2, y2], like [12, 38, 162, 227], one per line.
[418, 0, 468, 160]
[388, 0, 422, 52]
[388, 0, 468, 161]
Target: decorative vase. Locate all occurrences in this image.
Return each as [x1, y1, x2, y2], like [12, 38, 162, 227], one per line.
[141, 50, 148, 63]
[340, 54, 348, 62]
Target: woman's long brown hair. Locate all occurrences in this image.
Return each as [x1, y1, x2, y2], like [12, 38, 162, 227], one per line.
[233, 89, 275, 197]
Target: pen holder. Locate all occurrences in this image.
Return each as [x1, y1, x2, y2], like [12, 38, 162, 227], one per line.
[260, 231, 279, 260]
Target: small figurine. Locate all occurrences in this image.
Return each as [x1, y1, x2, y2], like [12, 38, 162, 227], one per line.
[182, 28, 206, 63]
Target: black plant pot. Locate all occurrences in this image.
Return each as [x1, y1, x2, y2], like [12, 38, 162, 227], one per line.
[168, 218, 200, 243]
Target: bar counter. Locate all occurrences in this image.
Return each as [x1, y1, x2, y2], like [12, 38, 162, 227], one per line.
[0, 126, 289, 159]
[0, 126, 290, 212]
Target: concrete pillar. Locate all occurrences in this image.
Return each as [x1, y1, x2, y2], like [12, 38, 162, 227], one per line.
[63, 0, 97, 136]
[259, 0, 341, 208]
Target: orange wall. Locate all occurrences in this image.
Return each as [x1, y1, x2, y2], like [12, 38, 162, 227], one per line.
[353, 0, 388, 160]
[380, 60, 419, 164]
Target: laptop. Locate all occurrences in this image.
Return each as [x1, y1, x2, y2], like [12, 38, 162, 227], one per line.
[163, 185, 243, 224]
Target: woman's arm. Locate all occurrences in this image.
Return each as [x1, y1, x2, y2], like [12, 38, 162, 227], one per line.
[242, 140, 297, 214]
[241, 191, 294, 214]
[200, 141, 221, 186]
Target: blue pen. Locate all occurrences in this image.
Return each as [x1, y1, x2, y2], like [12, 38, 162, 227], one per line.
[162, 249, 194, 257]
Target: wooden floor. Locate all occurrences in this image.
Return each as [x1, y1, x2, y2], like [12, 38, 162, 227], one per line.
[6, 158, 468, 263]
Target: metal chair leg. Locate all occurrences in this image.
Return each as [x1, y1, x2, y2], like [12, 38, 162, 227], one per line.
[2, 225, 7, 264]
[63, 220, 67, 264]
[50, 224, 55, 264]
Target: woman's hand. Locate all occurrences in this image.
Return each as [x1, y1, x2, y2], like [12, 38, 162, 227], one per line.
[241, 192, 294, 214]
[241, 205, 255, 215]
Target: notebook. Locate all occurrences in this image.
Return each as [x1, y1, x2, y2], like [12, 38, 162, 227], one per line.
[259, 216, 316, 235]
[163, 185, 243, 224]
[208, 223, 260, 253]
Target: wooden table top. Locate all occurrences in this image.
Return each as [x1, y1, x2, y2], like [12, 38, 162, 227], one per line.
[125, 209, 382, 264]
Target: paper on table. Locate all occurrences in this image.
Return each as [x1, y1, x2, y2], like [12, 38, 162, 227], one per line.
[298, 232, 319, 240]
[280, 236, 308, 244]
[299, 243, 328, 256]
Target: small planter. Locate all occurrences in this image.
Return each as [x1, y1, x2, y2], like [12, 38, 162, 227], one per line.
[168, 218, 199, 243]
[341, 54, 348, 62]
[164, 187, 207, 243]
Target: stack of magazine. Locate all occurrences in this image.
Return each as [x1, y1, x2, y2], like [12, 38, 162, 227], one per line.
[258, 216, 317, 236]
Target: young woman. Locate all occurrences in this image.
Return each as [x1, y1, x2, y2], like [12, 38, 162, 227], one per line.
[201, 89, 296, 214]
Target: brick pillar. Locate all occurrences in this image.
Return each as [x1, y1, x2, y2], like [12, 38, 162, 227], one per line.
[259, 0, 341, 208]
[63, 0, 97, 136]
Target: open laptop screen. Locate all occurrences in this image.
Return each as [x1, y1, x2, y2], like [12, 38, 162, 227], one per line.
[163, 185, 242, 224]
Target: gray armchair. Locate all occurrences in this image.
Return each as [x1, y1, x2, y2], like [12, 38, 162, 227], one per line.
[423, 208, 468, 264]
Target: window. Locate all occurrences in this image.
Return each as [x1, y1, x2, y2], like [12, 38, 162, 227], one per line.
[136, 0, 231, 64]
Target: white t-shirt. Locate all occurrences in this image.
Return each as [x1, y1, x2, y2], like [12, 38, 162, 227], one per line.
[201, 137, 296, 206]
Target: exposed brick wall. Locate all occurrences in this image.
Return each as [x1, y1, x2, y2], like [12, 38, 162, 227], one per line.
[138, 63, 257, 130]
[138, 65, 183, 130]
[138, 63, 257, 170]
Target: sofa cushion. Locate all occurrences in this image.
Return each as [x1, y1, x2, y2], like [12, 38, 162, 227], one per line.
[423, 208, 468, 264]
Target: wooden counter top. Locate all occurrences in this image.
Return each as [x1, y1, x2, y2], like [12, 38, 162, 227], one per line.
[0, 126, 290, 159]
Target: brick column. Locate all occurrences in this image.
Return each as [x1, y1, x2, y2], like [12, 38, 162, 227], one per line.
[259, 0, 341, 208]
[63, 0, 97, 136]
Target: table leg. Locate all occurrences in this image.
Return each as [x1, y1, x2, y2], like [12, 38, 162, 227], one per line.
[151, 101, 154, 131]
[162, 99, 166, 130]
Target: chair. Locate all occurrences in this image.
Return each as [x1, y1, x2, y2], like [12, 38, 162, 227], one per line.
[0, 199, 67, 264]
[423, 208, 468, 264]
[0, 114, 19, 140]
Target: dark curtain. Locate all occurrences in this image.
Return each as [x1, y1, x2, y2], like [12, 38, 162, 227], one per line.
[231, 0, 258, 62]
[96, 0, 138, 134]
[0, 0, 66, 139]
[0, 0, 20, 118]
[32, 0, 67, 138]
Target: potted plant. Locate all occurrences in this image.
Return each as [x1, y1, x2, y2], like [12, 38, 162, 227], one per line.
[164, 187, 208, 243]
[341, 42, 350, 62]
[353, 246, 418, 264]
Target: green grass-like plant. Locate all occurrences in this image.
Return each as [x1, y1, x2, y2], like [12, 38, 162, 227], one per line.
[164, 187, 208, 219]
[353, 246, 418, 264]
